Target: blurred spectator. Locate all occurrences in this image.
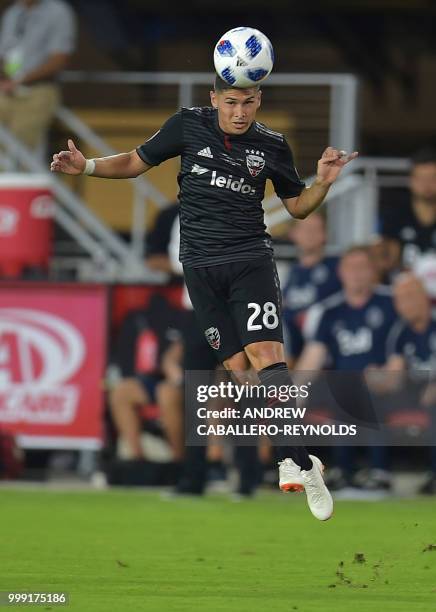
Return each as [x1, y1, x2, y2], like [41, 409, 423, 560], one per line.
[297, 245, 397, 493]
[379, 147, 436, 271]
[109, 294, 184, 465]
[145, 202, 181, 277]
[0, 0, 76, 152]
[282, 212, 341, 365]
[385, 273, 436, 494]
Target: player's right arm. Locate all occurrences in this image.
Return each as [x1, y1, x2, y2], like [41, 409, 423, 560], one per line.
[51, 139, 151, 178]
[51, 112, 183, 179]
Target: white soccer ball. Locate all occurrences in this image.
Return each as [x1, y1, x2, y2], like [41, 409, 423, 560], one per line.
[213, 27, 274, 89]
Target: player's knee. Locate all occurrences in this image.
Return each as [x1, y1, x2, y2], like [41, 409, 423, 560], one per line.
[245, 341, 284, 370]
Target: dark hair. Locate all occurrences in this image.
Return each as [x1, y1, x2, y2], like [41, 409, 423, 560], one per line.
[213, 74, 260, 92]
[411, 147, 436, 167]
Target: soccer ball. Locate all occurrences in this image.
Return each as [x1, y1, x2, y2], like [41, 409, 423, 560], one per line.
[213, 27, 274, 89]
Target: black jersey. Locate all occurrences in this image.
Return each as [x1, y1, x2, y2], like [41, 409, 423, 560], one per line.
[136, 107, 305, 267]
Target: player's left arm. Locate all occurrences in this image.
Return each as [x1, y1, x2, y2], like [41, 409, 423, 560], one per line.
[281, 147, 358, 219]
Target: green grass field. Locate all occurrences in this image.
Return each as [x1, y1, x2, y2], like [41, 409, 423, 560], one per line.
[1, 488, 436, 611]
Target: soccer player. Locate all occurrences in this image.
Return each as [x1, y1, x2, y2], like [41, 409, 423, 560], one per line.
[50, 75, 358, 520]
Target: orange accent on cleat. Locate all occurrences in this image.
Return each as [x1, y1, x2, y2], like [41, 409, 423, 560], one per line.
[280, 483, 305, 493]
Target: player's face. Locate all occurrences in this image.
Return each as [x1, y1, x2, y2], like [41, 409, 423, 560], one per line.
[410, 163, 436, 203]
[210, 88, 261, 135]
[394, 277, 428, 323]
[339, 251, 376, 293]
[291, 214, 326, 253]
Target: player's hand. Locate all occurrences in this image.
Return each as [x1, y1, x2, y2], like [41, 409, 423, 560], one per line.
[50, 139, 86, 175]
[316, 147, 359, 186]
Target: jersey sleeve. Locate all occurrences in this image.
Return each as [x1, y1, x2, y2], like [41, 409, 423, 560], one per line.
[136, 112, 183, 166]
[270, 138, 305, 199]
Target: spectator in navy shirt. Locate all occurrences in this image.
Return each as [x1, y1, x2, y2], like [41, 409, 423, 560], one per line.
[282, 212, 341, 364]
[379, 147, 436, 270]
[385, 273, 436, 494]
[297, 245, 397, 493]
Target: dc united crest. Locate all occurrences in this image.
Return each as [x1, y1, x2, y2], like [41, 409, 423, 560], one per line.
[246, 149, 265, 177]
[205, 326, 220, 350]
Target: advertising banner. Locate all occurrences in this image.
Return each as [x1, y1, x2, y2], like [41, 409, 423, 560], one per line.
[0, 283, 107, 449]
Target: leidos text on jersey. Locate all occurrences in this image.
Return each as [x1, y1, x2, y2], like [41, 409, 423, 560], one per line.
[210, 170, 256, 195]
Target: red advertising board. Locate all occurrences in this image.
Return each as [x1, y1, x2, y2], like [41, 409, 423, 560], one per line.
[0, 283, 107, 450]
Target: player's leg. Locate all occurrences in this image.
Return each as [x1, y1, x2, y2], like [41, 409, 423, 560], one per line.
[227, 257, 312, 466]
[248, 341, 333, 519]
[228, 258, 333, 519]
[183, 266, 245, 364]
[224, 344, 310, 469]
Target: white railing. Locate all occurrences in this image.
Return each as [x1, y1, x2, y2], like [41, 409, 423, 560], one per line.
[0, 124, 166, 282]
[265, 156, 410, 249]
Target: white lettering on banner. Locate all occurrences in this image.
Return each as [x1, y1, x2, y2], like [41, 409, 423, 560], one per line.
[30, 195, 55, 219]
[0, 386, 78, 424]
[0, 309, 85, 425]
[210, 170, 256, 195]
[0, 206, 19, 236]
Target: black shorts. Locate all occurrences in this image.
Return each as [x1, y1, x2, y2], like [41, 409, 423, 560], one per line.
[183, 256, 283, 363]
[181, 309, 218, 371]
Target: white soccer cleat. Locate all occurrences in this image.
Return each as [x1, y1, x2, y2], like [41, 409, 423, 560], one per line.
[301, 458, 334, 521]
[278, 455, 324, 493]
[279, 457, 304, 493]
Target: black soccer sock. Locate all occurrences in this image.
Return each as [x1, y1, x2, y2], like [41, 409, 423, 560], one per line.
[257, 362, 313, 471]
